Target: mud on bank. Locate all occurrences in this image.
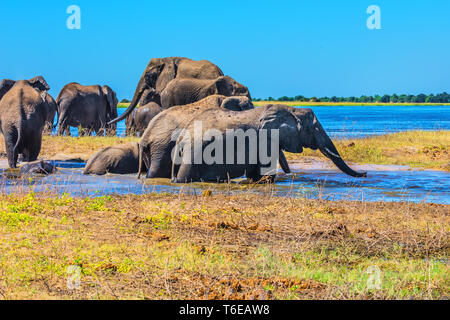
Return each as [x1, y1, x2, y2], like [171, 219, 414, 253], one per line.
[0, 192, 447, 299]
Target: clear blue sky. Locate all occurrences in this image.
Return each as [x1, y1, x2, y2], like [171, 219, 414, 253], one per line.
[1, 0, 449, 100]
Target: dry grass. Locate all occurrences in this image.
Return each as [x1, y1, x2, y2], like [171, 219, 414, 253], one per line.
[0, 191, 448, 300]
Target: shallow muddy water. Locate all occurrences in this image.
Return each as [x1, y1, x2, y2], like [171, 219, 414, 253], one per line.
[1, 161, 448, 204]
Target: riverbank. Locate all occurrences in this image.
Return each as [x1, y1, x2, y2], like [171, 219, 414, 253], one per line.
[0, 192, 447, 299]
[117, 102, 450, 108]
[252, 101, 450, 107]
[0, 131, 447, 171]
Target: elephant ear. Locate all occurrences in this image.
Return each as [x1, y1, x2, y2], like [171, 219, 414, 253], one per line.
[0, 79, 16, 101]
[155, 59, 177, 92]
[102, 85, 118, 117]
[140, 88, 161, 106]
[214, 76, 233, 96]
[220, 96, 254, 111]
[28, 76, 50, 92]
[260, 106, 303, 152]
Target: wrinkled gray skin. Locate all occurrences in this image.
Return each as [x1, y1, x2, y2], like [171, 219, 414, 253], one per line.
[57, 83, 118, 136]
[20, 160, 56, 175]
[84, 142, 146, 175]
[160, 76, 250, 109]
[138, 95, 254, 179]
[0, 79, 57, 134]
[43, 93, 57, 133]
[171, 105, 367, 183]
[133, 103, 162, 136]
[126, 89, 161, 136]
[109, 57, 226, 126]
[0, 76, 50, 168]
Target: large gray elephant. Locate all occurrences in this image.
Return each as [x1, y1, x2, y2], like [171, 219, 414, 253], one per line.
[170, 105, 367, 183]
[83, 142, 146, 175]
[109, 57, 240, 125]
[160, 76, 250, 109]
[0, 78, 57, 134]
[138, 95, 254, 179]
[0, 76, 50, 168]
[57, 83, 118, 136]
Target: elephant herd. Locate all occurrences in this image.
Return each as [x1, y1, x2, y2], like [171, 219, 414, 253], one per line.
[0, 56, 366, 182]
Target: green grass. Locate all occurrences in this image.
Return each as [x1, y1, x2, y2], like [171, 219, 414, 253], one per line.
[0, 192, 447, 299]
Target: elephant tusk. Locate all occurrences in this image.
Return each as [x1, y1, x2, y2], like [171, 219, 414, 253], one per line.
[324, 147, 340, 159]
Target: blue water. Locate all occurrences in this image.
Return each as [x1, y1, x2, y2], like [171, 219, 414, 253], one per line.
[56, 105, 450, 139]
[13, 105, 449, 204]
[1, 161, 449, 204]
[301, 105, 450, 138]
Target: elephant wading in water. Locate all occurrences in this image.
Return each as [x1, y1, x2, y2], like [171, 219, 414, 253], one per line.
[0, 76, 51, 168]
[109, 57, 247, 126]
[83, 142, 146, 175]
[57, 83, 118, 136]
[137, 95, 254, 179]
[1, 78, 57, 134]
[170, 105, 367, 183]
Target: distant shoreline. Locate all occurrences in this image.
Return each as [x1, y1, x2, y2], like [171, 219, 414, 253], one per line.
[117, 102, 450, 108]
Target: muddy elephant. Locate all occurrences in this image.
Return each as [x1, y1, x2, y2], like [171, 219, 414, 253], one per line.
[170, 105, 367, 183]
[0, 78, 57, 134]
[138, 95, 254, 179]
[0, 76, 50, 168]
[83, 142, 146, 175]
[109, 57, 229, 125]
[20, 160, 56, 175]
[57, 83, 118, 136]
[160, 76, 250, 109]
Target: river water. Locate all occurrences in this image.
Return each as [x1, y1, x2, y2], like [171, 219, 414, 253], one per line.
[62, 105, 450, 138]
[6, 105, 450, 204]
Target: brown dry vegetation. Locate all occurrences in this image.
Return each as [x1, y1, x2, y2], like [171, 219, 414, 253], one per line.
[0, 192, 448, 299]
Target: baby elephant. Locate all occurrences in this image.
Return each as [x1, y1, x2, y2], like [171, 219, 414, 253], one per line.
[83, 142, 146, 175]
[20, 160, 56, 175]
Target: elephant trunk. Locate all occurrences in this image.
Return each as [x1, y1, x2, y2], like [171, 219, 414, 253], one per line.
[314, 122, 367, 178]
[108, 76, 147, 125]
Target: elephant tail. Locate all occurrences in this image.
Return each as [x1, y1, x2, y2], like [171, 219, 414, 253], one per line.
[12, 125, 22, 160]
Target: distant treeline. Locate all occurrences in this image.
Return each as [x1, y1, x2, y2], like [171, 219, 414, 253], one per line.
[254, 92, 450, 103]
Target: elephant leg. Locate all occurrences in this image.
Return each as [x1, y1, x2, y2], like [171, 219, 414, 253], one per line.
[5, 141, 19, 168]
[4, 129, 20, 168]
[28, 134, 42, 162]
[245, 165, 276, 183]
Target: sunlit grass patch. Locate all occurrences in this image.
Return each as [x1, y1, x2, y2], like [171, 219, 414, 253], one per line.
[286, 130, 450, 171]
